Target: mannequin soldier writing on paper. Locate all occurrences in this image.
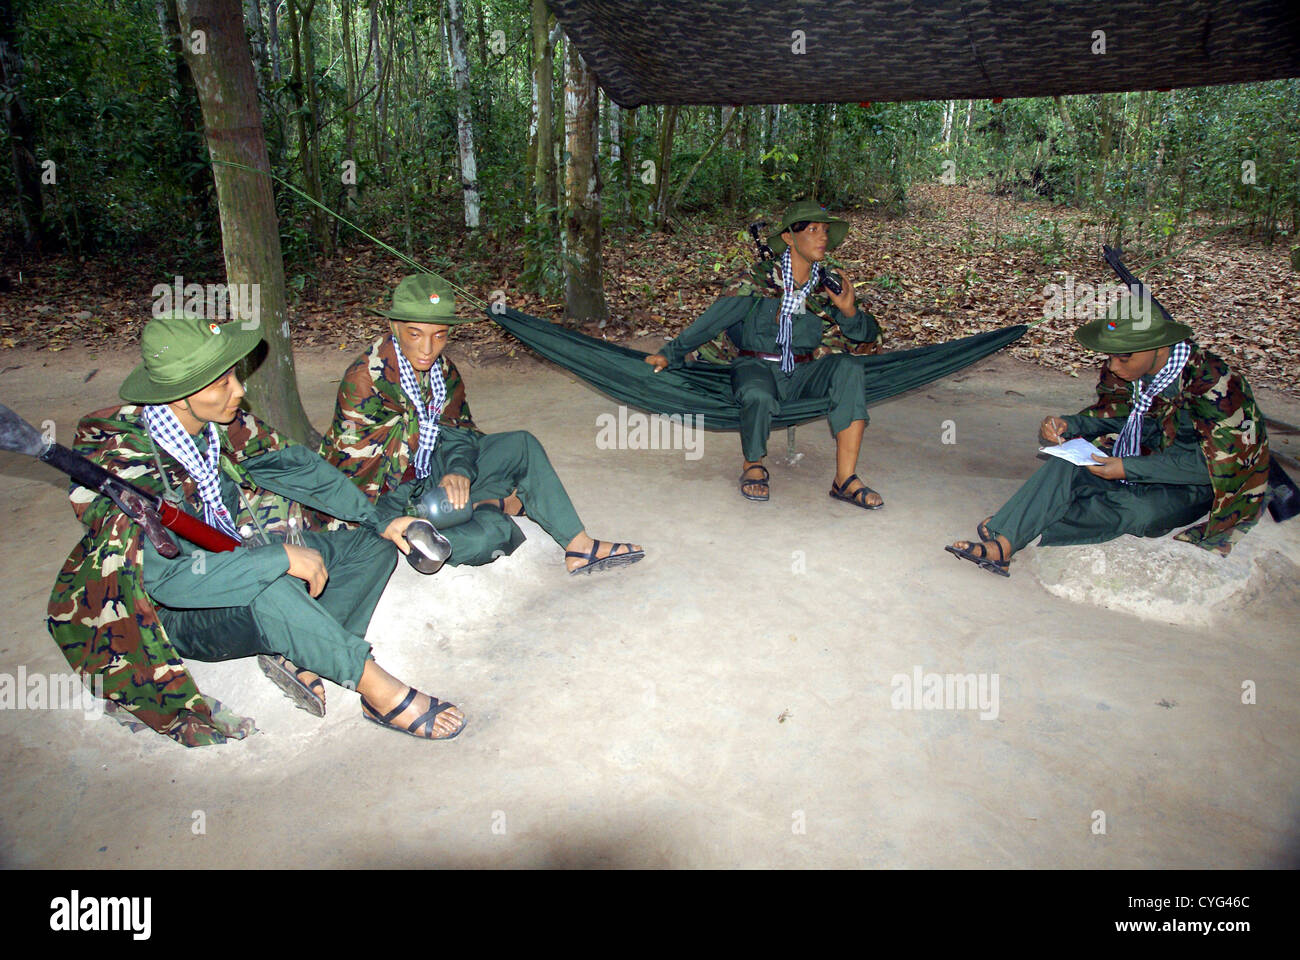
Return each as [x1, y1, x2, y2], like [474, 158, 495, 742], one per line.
[945, 294, 1271, 576]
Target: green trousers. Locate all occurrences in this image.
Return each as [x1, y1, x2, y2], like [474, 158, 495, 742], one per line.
[730, 354, 868, 461]
[382, 430, 586, 567]
[987, 456, 1214, 553]
[156, 527, 394, 688]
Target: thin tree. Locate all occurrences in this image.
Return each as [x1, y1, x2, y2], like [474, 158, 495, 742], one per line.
[176, 0, 318, 443]
[446, 0, 481, 227]
[670, 105, 737, 215]
[652, 104, 679, 230]
[562, 43, 606, 325]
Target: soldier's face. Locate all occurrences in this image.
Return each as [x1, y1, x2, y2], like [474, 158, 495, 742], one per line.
[175, 368, 244, 427]
[392, 321, 450, 371]
[782, 221, 830, 264]
[1107, 348, 1163, 382]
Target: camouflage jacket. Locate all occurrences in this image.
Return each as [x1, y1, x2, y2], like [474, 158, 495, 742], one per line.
[696, 258, 884, 364]
[46, 407, 302, 746]
[319, 336, 479, 502]
[1077, 344, 1270, 555]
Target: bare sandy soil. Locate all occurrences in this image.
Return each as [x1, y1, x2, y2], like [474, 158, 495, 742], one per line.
[1, 341, 1297, 868]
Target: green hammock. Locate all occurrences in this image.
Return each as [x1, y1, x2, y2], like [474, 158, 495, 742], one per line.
[491, 307, 1028, 430]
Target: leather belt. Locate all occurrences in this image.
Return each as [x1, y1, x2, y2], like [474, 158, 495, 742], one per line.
[738, 349, 813, 364]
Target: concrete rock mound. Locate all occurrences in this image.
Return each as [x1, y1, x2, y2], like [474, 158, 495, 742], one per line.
[1021, 519, 1300, 627]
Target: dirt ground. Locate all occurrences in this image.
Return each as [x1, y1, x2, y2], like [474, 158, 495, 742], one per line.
[1, 341, 1297, 868]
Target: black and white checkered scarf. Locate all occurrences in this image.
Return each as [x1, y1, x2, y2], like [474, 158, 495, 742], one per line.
[776, 247, 820, 375]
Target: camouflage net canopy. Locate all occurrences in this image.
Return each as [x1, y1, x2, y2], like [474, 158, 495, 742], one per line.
[546, 0, 1300, 107]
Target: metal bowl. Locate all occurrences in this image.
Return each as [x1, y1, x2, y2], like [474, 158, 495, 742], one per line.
[403, 519, 452, 575]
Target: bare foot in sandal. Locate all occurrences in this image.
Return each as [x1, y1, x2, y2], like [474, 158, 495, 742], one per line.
[830, 473, 883, 509]
[357, 661, 465, 740]
[740, 461, 769, 501]
[564, 532, 645, 574]
[946, 520, 1013, 576]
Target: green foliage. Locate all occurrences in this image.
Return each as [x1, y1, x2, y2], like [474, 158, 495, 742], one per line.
[2, 0, 1296, 276]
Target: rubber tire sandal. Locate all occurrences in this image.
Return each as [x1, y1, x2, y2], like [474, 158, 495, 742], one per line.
[944, 538, 1011, 578]
[566, 539, 645, 576]
[740, 465, 770, 501]
[360, 687, 465, 740]
[257, 654, 326, 718]
[829, 473, 884, 510]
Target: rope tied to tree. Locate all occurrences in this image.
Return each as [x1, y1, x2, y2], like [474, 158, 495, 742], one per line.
[209, 159, 488, 310]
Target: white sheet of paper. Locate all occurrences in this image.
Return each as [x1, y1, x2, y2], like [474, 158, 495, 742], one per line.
[1039, 437, 1107, 466]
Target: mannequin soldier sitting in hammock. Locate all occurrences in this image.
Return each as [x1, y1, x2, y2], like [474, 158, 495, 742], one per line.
[645, 201, 886, 507]
[320, 274, 644, 576]
[945, 296, 1271, 576]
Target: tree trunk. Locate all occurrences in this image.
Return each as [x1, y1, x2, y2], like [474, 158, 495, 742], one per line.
[267, 0, 283, 80]
[529, 0, 555, 225]
[243, 0, 268, 99]
[1052, 95, 1082, 204]
[653, 104, 679, 230]
[0, 0, 48, 250]
[1095, 94, 1113, 205]
[296, 0, 331, 253]
[446, 0, 481, 227]
[737, 105, 752, 207]
[340, 0, 359, 208]
[158, 0, 215, 226]
[475, 0, 490, 130]
[810, 103, 831, 201]
[609, 101, 620, 163]
[620, 105, 635, 217]
[671, 106, 736, 214]
[176, 0, 317, 444]
[562, 44, 607, 325]
[368, 0, 383, 168]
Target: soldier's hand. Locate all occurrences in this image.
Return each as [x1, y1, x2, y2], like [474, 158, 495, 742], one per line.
[645, 354, 668, 373]
[1040, 416, 1070, 445]
[827, 274, 856, 315]
[440, 473, 471, 509]
[284, 544, 328, 597]
[380, 515, 419, 555]
[1086, 455, 1126, 480]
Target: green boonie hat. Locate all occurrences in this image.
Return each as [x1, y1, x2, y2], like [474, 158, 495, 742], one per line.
[1073, 293, 1194, 354]
[119, 311, 263, 404]
[371, 274, 480, 324]
[767, 200, 850, 256]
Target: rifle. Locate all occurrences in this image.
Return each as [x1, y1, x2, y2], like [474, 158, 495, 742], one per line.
[1101, 244, 1173, 325]
[749, 220, 843, 296]
[1100, 247, 1299, 523]
[0, 401, 242, 556]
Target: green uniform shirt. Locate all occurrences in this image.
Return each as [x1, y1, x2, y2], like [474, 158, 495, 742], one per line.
[1062, 376, 1208, 487]
[142, 437, 383, 609]
[659, 295, 879, 367]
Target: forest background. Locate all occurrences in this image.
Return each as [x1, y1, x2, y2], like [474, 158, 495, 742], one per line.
[2, 0, 1298, 437]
